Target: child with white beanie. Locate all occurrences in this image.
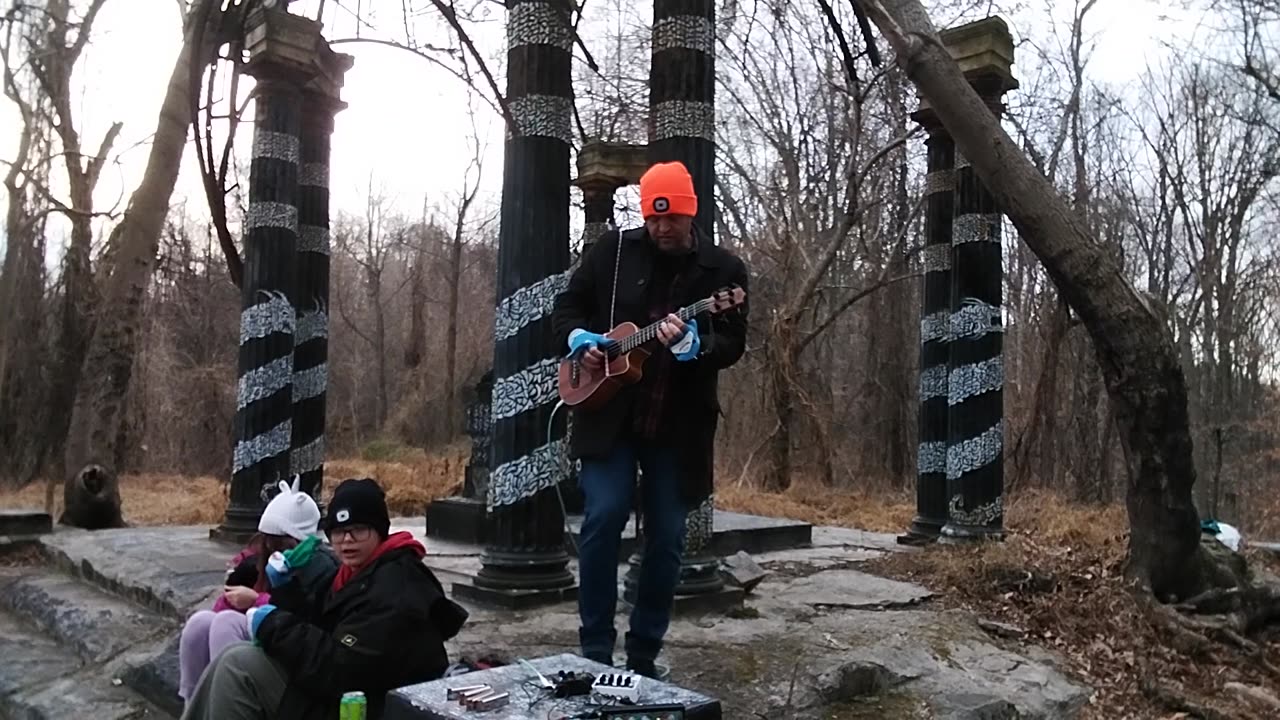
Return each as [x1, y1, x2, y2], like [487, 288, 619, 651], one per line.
[177, 477, 330, 704]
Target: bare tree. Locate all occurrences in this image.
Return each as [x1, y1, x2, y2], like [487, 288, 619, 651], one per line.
[850, 0, 1276, 606]
[717, 0, 918, 490]
[0, 22, 55, 487]
[62, 0, 223, 528]
[1, 0, 119, 486]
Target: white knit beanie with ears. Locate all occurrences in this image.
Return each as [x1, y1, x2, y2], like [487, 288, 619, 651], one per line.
[258, 476, 322, 541]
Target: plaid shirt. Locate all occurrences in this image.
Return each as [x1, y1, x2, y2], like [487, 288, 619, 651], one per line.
[631, 249, 694, 439]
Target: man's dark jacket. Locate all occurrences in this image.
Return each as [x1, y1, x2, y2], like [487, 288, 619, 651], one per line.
[255, 543, 469, 720]
[552, 226, 749, 507]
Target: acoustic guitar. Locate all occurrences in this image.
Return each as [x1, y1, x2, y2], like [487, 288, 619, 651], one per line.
[556, 286, 747, 411]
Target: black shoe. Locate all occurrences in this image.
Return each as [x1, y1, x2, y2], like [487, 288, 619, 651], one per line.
[584, 652, 613, 667]
[625, 657, 658, 679]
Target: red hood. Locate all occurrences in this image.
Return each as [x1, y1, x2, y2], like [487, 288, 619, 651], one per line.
[331, 531, 425, 592]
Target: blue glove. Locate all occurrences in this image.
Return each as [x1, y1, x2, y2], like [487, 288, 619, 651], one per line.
[567, 329, 613, 355]
[265, 551, 291, 587]
[668, 319, 700, 361]
[247, 604, 276, 639]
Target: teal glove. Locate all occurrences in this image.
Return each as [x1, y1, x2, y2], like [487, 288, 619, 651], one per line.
[265, 534, 321, 587]
[568, 328, 613, 355]
[247, 604, 276, 641]
[669, 319, 700, 361]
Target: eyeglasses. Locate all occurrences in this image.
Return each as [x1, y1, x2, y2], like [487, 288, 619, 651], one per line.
[328, 525, 374, 543]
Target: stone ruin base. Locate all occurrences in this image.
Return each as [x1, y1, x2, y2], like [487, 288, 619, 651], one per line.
[0, 517, 1091, 719]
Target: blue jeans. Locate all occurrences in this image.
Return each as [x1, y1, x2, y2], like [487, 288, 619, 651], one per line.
[577, 440, 688, 664]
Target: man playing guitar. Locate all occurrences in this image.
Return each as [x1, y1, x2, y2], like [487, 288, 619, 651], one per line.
[552, 160, 750, 677]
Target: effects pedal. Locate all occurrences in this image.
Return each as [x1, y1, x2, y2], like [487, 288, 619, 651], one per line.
[592, 671, 640, 701]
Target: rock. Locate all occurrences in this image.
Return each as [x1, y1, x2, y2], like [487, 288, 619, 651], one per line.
[1224, 681, 1280, 711]
[978, 618, 1028, 640]
[932, 692, 1020, 720]
[120, 635, 183, 718]
[720, 551, 767, 593]
[782, 569, 933, 609]
[814, 659, 910, 702]
[792, 633, 1088, 719]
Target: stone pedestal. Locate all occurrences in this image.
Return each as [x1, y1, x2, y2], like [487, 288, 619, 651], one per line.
[426, 373, 495, 543]
[384, 654, 721, 719]
[937, 17, 1018, 543]
[0, 510, 53, 537]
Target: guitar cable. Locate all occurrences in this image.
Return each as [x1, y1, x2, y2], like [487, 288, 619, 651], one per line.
[547, 398, 580, 556]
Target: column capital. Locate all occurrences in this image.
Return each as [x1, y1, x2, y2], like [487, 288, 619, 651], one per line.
[913, 16, 1019, 123]
[940, 16, 1019, 106]
[573, 141, 650, 191]
[302, 39, 354, 110]
[242, 7, 324, 85]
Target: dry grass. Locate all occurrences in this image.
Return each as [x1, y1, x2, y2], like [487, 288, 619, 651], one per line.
[866, 490, 1280, 720]
[716, 481, 916, 533]
[0, 443, 470, 526]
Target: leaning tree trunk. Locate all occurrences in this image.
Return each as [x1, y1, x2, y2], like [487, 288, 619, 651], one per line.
[60, 2, 210, 528]
[862, 0, 1206, 600]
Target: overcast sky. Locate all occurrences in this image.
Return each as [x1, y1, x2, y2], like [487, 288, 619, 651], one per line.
[0, 0, 1201, 263]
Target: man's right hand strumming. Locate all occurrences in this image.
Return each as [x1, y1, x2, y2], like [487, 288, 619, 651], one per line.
[582, 346, 606, 371]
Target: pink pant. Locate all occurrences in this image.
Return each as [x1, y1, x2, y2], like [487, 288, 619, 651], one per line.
[179, 609, 252, 700]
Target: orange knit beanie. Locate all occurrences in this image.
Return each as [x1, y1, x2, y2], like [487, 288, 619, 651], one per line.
[639, 161, 698, 219]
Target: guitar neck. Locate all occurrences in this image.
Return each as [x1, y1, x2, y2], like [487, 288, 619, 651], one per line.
[615, 298, 715, 354]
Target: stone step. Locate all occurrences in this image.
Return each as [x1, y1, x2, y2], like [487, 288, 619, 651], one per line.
[0, 568, 177, 665]
[119, 636, 183, 719]
[0, 608, 168, 720]
[38, 527, 232, 619]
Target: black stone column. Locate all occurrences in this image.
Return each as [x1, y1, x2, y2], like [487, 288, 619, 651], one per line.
[289, 94, 340, 505]
[645, 0, 727, 601]
[579, 180, 617, 256]
[898, 111, 954, 546]
[938, 19, 1018, 543]
[453, 0, 577, 608]
[214, 78, 301, 542]
[940, 147, 1006, 541]
[425, 372, 495, 544]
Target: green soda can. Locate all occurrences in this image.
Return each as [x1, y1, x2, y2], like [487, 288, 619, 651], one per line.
[339, 691, 367, 720]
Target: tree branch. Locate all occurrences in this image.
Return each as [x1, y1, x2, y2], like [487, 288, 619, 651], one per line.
[85, 120, 122, 190]
[419, 0, 518, 134]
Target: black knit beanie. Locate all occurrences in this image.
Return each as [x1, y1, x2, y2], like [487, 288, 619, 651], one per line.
[325, 478, 391, 539]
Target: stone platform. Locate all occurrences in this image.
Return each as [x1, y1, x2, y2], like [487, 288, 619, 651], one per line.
[566, 510, 814, 560]
[385, 653, 720, 719]
[0, 520, 1091, 719]
[0, 509, 53, 537]
[426, 501, 815, 561]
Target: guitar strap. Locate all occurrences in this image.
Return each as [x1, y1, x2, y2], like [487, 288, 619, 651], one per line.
[608, 228, 623, 332]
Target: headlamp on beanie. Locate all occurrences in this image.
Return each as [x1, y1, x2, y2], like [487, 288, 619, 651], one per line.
[325, 477, 391, 539]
